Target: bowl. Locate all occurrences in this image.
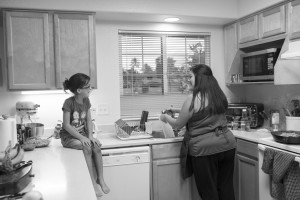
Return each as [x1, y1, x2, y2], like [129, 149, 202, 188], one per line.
[271, 130, 300, 144]
[24, 123, 44, 138]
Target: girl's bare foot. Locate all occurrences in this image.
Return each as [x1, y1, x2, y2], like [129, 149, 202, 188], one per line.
[93, 183, 103, 197]
[97, 179, 110, 194]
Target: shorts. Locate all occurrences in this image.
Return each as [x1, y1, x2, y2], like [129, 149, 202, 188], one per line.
[60, 133, 85, 150]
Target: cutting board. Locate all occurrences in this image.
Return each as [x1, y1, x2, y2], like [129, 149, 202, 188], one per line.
[0, 165, 33, 196]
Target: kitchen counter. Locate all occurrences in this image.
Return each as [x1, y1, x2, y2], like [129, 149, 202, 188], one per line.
[232, 129, 272, 143]
[98, 128, 273, 149]
[98, 132, 183, 149]
[23, 139, 97, 200]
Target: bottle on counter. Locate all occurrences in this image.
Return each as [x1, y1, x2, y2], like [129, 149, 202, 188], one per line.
[240, 108, 249, 131]
[54, 120, 62, 139]
[271, 110, 279, 131]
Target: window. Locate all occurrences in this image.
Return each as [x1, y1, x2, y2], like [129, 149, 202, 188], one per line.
[119, 30, 211, 118]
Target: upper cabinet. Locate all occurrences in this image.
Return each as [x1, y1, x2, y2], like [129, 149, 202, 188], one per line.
[238, 4, 286, 46]
[5, 11, 51, 90]
[238, 15, 259, 43]
[259, 5, 286, 39]
[223, 1, 300, 85]
[3, 9, 97, 90]
[224, 23, 243, 84]
[54, 13, 96, 89]
[289, 0, 300, 40]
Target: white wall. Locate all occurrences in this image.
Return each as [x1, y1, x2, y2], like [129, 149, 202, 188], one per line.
[0, 19, 244, 128]
[237, 0, 284, 18]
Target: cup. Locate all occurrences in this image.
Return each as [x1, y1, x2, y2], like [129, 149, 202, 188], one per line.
[286, 116, 300, 131]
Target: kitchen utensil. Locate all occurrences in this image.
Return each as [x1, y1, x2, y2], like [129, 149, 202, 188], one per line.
[286, 116, 300, 131]
[283, 107, 292, 116]
[291, 99, 300, 117]
[139, 111, 149, 131]
[271, 130, 300, 144]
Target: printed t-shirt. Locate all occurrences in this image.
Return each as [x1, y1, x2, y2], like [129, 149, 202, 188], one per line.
[60, 96, 91, 138]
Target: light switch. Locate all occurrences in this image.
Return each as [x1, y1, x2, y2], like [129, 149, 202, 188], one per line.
[97, 104, 109, 115]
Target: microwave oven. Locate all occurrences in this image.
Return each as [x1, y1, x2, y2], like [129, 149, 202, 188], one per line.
[241, 48, 280, 82]
[226, 103, 264, 128]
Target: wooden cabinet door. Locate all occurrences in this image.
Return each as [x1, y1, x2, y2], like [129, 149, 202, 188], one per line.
[289, 0, 300, 40]
[152, 158, 195, 200]
[54, 13, 96, 88]
[224, 23, 240, 84]
[5, 11, 51, 90]
[237, 154, 259, 200]
[238, 15, 259, 43]
[259, 5, 286, 38]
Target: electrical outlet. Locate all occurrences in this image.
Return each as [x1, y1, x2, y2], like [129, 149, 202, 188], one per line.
[97, 104, 109, 115]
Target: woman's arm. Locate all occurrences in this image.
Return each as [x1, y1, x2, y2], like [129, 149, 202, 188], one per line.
[160, 94, 194, 129]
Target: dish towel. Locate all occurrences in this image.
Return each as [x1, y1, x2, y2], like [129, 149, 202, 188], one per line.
[261, 147, 300, 200]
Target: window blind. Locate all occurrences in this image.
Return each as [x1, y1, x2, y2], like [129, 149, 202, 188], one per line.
[119, 30, 211, 118]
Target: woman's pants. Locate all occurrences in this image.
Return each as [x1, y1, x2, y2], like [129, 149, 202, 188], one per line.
[191, 149, 236, 200]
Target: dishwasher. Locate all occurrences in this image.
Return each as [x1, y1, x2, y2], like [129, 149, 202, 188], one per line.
[101, 146, 150, 200]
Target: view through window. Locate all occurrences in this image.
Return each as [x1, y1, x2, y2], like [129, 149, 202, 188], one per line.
[119, 31, 211, 118]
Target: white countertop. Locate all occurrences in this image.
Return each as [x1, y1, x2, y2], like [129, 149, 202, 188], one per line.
[98, 132, 183, 149]
[232, 129, 272, 143]
[23, 139, 97, 200]
[97, 129, 273, 149]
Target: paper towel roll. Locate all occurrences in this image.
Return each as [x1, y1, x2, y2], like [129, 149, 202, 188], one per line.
[0, 118, 17, 152]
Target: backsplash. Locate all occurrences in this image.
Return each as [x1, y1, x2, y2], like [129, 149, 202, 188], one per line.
[238, 84, 300, 130]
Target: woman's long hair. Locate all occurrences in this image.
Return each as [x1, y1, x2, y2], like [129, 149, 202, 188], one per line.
[189, 64, 228, 114]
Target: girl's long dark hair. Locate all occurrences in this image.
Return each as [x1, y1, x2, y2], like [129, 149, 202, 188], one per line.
[63, 73, 90, 94]
[189, 64, 228, 114]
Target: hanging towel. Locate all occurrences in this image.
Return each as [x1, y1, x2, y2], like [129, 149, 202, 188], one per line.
[261, 147, 300, 200]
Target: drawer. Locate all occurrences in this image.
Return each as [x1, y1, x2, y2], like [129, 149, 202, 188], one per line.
[237, 139, 258, 159]
[152, 142, 182, 160]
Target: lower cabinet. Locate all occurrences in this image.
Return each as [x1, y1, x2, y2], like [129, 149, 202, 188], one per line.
[235, 139, 259, 200]
[151, 143, 201, 200]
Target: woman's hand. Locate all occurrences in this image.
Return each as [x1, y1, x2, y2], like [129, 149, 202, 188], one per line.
[90, 137, 102, 147]
[80, 137, 92, 147]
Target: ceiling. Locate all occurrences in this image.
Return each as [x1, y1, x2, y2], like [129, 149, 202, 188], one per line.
[95, 11, 236, 26]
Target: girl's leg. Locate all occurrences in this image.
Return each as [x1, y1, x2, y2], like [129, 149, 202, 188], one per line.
[82, 145, 103, 197]
[61, 137, 103, 197]
[92, 145, 110, 194]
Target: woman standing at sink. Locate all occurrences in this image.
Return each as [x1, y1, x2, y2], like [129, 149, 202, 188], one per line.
[160, 64, 236, 200]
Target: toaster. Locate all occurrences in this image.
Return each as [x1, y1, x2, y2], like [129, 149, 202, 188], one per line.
[226, 103, 264, 128]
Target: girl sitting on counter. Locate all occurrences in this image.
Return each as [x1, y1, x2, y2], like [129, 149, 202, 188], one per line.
[59, 73, 110, 198]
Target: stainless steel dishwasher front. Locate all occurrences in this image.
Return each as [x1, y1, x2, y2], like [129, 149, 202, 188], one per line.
[101, 146, 150, 200]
